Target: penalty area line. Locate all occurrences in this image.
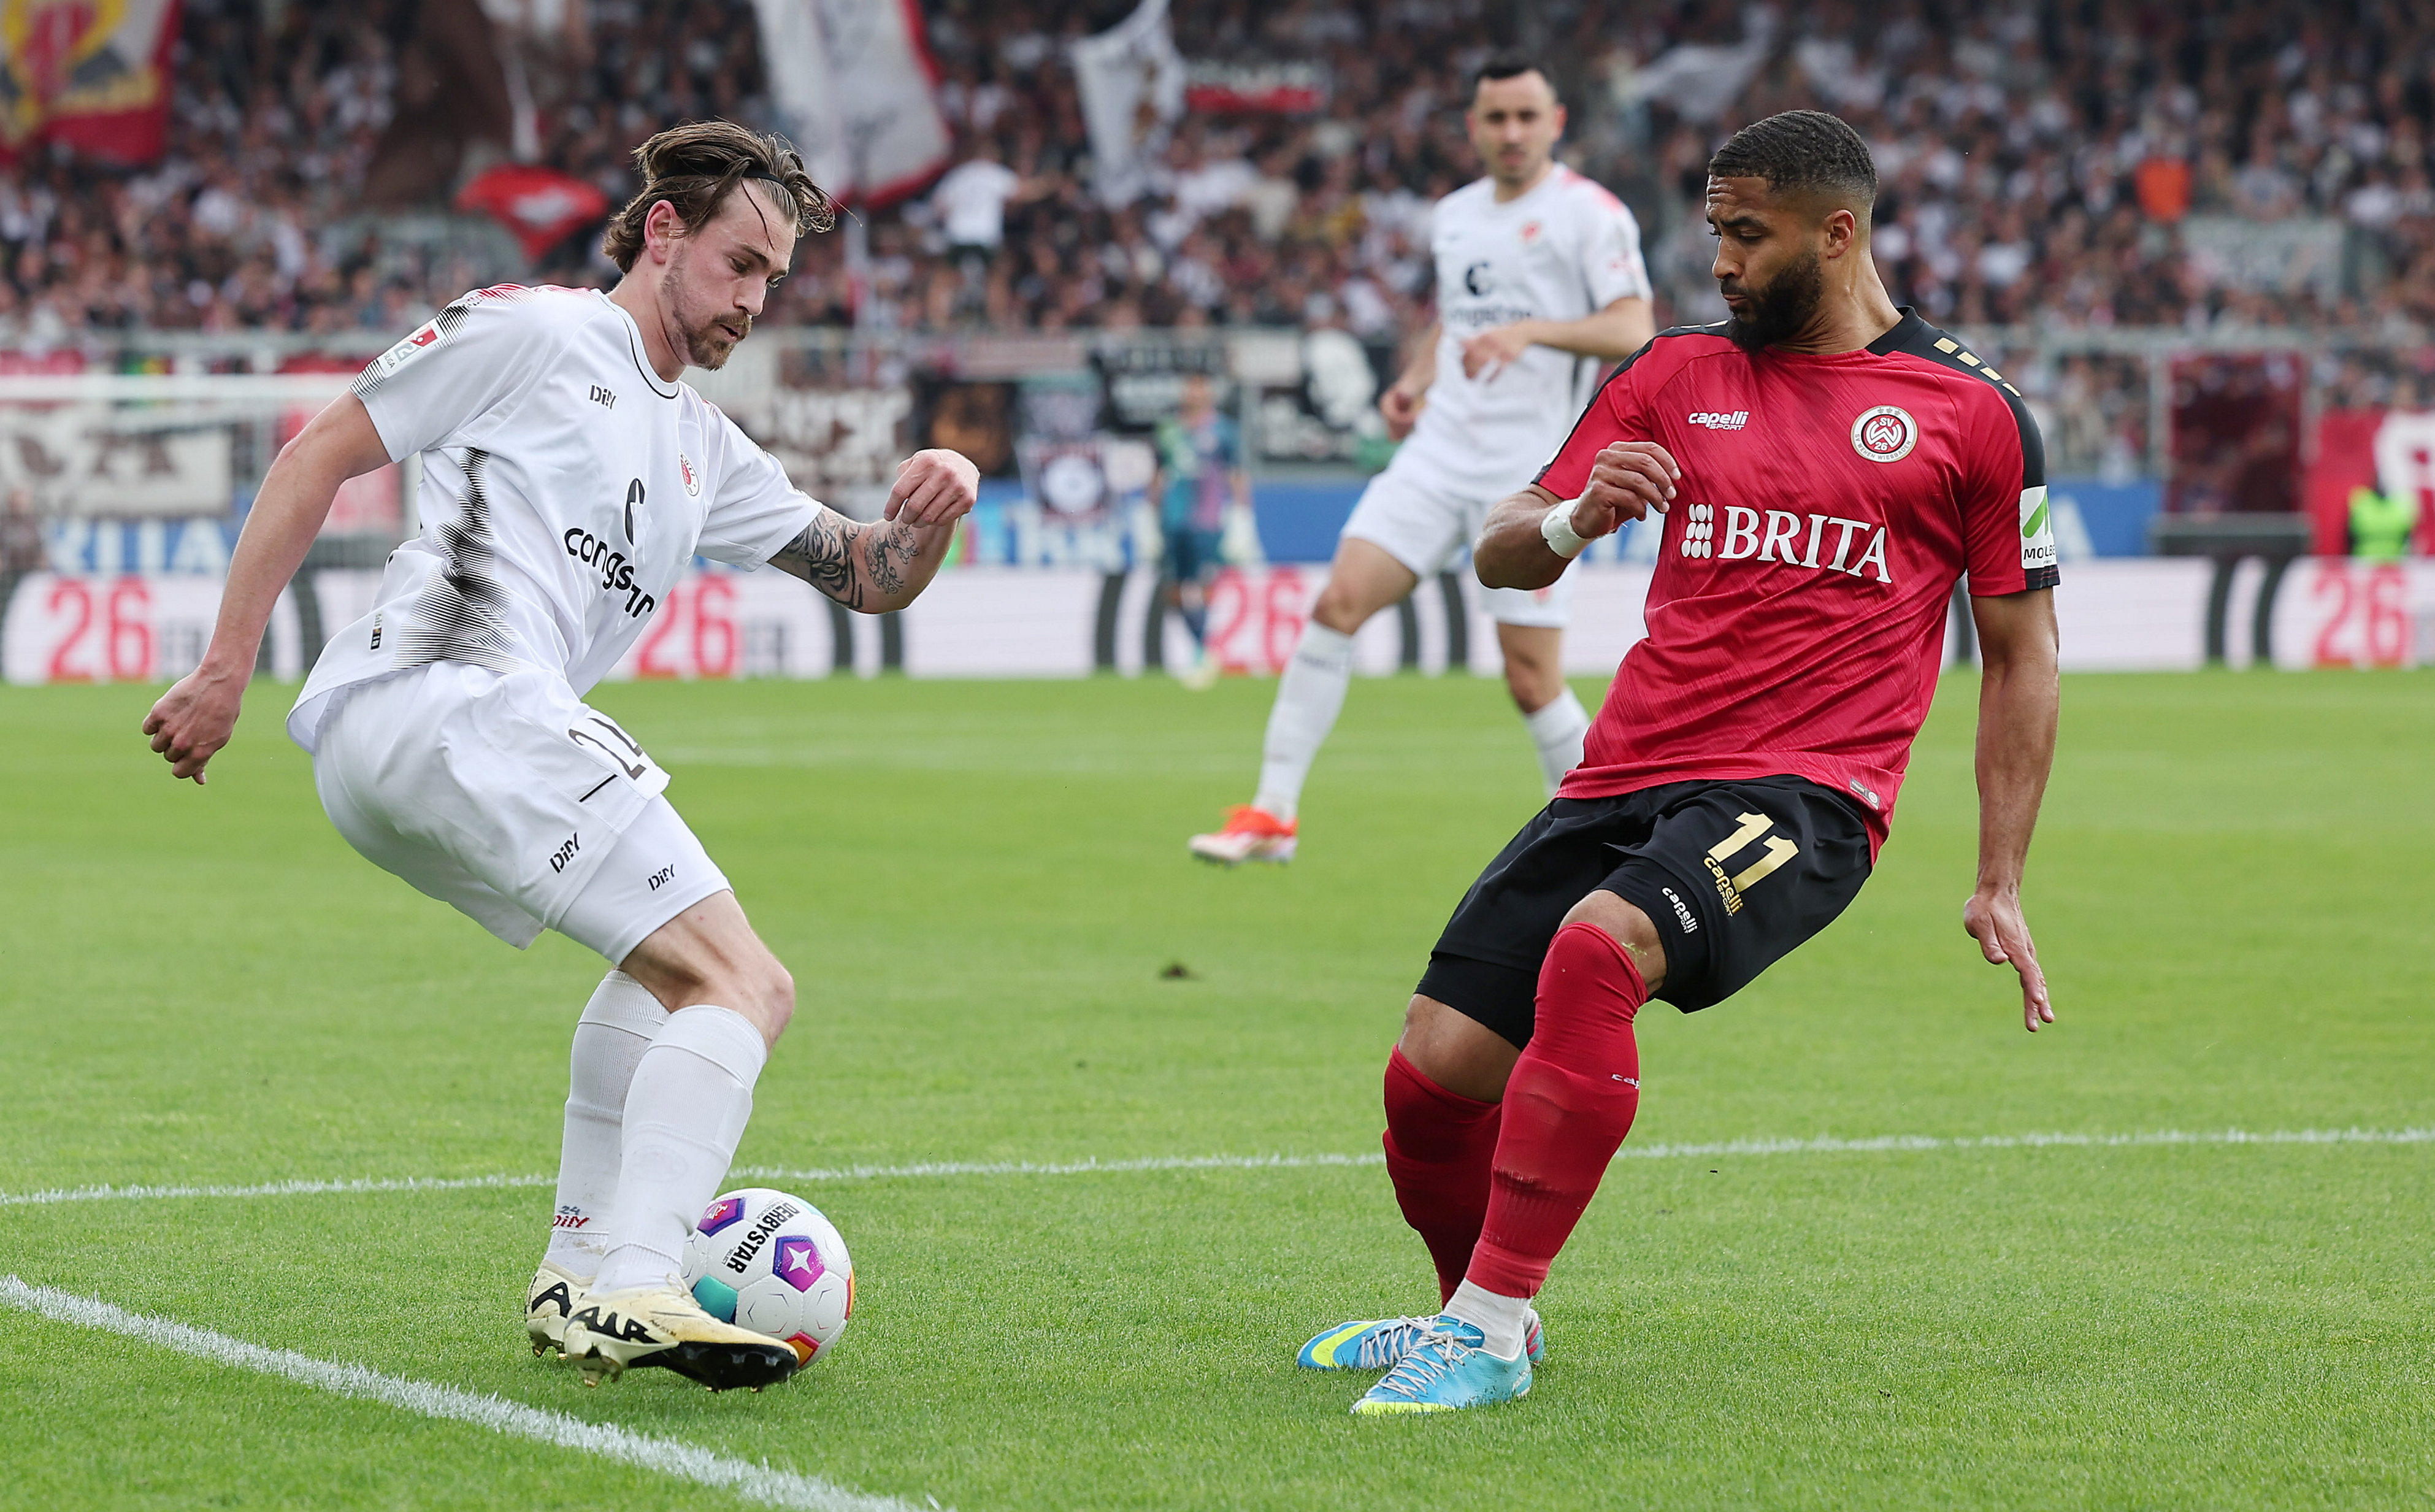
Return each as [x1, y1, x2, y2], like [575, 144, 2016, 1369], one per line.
[0, 1276, 930, 1512]
[3, 1127, 2429, 1210]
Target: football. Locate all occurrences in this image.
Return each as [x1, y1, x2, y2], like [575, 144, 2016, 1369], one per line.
[681, 1188, 856, 1367]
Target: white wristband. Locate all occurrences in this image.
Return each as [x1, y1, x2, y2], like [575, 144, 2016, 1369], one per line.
[1540, 501, 1587, 559]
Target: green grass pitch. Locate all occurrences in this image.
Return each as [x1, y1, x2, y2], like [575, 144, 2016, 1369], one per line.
[2, 667, 2430, 1510]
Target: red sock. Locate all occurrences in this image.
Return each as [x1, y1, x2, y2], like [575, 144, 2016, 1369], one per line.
[1381, 1046, 1502, 1305]
[1466, 921, 1646, 1298]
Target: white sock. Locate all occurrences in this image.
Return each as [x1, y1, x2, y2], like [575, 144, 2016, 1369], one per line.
[543, 972, 666, 1280]
[1252, 623, 1356, 821]
[1523, 687, 1590, 797]
[1444, 1278, 1532, 1362]
[591, 1005, 767, 1295]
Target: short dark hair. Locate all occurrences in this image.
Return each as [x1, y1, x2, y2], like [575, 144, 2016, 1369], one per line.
[1708, 110, 1878, 218]
[1471, 53, 1556, 101]
[603, 120, 835, 273]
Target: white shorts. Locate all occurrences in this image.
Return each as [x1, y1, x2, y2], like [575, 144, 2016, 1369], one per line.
[1339, 461, 1576, 629]
[311, 662, 730, 964]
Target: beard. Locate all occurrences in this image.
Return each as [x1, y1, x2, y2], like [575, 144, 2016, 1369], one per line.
[667, 242, 748, 370]
[1721, 248, 1823, 351]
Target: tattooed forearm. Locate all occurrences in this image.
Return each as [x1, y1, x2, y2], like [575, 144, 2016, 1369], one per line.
[869, 521, 915, 599]
[770, 511, 865, 607]
[770, 509, 927, 610]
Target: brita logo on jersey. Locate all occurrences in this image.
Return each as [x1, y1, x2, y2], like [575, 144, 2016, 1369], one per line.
[1685, 506, 1895, 583]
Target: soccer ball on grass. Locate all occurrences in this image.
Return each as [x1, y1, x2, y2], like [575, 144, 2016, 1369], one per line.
[681, 1188, 855, 1367]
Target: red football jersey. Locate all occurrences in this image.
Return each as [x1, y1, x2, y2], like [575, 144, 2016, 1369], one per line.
[1536, 309, 2056, 854]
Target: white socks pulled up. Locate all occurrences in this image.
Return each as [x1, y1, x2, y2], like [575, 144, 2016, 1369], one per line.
[544, 972, 665, 1280]
[590, 1004, 769, 1295]
[1253, 623, 1356, 823]
[1524, 688, 1590, 797]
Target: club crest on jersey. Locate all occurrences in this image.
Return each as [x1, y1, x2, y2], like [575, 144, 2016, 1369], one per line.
[1850, 405, 1919, 463]
[678, 453, 701, 497]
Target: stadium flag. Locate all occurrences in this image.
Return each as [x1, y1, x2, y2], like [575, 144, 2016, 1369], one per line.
[454, 164, 610, 260]
[1621, 14, 1776, 123]
[0, 0, 179, 166]
[1070, 0, 1185, 205]
[750, 0, 951, 206]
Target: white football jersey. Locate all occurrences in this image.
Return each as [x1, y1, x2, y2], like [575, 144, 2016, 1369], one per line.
[289, 285, 819, 750]
[1394, 165, 1651, 494]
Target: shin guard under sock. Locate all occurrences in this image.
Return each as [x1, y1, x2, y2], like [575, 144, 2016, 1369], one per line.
[545, 972, 665, 1278]
[1381, 1046, 1503, 1306]
[1467, 921, 1646, 1299]
[592, 1005, 767, 1294]
[1252, 623, 1355, 821]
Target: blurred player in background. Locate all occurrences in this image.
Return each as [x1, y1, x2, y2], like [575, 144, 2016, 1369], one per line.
[1298, 110, 2060, 1413]
[1190, 55, 1654, 866]
[1151, 372, 1248, 689]
[140, 122, 979, 1392]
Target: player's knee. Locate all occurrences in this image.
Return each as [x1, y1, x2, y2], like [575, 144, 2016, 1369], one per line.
[1310, 581, 1372, 634]
[748, 961, 796, 1043]
[1503, 660, 1560, 712]
[1395, 994, 1519, 1102]
[1557, 892, 1666, 992]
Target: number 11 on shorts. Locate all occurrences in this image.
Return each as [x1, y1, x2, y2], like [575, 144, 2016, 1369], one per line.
[1704, 811, 1798, 913]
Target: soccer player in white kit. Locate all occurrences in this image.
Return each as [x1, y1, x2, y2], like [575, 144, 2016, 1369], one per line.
[1189, 57, 1654, 865]
[140, 123, 980, 1392]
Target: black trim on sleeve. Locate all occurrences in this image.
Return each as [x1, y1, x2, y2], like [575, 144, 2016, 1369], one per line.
[1866, 308, 2046, 491]
[1874, 308, 2058, 593]
[1532, 322, 1728, 488]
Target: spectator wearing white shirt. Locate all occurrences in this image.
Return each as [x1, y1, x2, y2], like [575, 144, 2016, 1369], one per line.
[929, 141, 1027, 259]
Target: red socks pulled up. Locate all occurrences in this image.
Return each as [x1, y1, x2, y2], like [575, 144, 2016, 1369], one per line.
[1381, 1046, 1501, 1305]
[1467, 921, 1646, 1299]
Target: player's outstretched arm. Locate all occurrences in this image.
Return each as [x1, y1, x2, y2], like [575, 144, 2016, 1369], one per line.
[1473, 440, 1678, 591]
[1963, 588, 2061, 1032]
[769, 448, 978, 613]
[1461, 297, 1654, 380]
[142, 393, 391, 784]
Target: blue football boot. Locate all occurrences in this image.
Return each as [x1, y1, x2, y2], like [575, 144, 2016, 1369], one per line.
[1350, 1315, 1531, 1415]
[1298, 1308, 1543, 1370]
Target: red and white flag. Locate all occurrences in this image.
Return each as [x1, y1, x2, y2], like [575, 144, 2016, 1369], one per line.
[454, 164, 610, 260]
[0, 0, 180, 165]
[750, 0, 951, 206]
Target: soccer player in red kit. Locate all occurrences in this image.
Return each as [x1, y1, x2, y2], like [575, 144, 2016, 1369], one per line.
[1296, 110, 2061, 1414]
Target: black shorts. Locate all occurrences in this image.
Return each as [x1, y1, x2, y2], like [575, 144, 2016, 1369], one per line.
[1416, 775, 1873, 1047]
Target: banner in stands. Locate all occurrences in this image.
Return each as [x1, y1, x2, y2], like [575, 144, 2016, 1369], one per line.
[2306, 409, 2435, 555]
[1183, 61, 1325, 115]
[12, 559, 2432, 686]
[0, 405, 232, 515]
[0, 0, 178, 166]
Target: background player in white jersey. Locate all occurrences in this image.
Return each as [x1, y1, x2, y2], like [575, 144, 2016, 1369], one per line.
[139, 122, 980, 1392]
[1190, 56, 1654, 866]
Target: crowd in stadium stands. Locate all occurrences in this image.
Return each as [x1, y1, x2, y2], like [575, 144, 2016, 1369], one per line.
[6, 1, 2435, 409]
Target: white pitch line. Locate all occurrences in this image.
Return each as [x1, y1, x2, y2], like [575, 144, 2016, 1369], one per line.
[3, 1127, 2428, 1210]
[0, 1276, 926, 1512]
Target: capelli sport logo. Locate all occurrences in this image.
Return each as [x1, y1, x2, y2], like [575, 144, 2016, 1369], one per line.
[1687, 410, 1749, 430]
